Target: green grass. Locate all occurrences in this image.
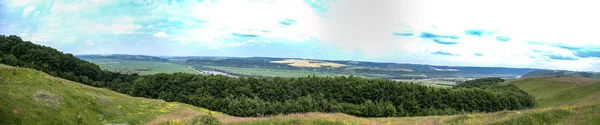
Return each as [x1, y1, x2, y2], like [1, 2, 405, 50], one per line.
[205, 66, 349, 77]
[227, 118, 365, 125]
[489, 109, 575, 125]
[0, 64, 220, 125]
[504, 76, 600, 107]
[86, 59, 201, 75]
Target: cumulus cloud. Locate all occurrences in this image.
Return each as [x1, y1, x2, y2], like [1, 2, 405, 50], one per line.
[21, 6, 36, 18]
[153, 32, 169, 38]
[4, 0, 600, 71]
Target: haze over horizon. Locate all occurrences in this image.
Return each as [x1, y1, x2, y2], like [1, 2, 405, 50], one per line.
[1, 0, 599, 71]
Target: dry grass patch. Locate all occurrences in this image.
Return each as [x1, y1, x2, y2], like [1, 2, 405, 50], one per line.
[33, 90, 63, 108]
[270, 59, 346, 68]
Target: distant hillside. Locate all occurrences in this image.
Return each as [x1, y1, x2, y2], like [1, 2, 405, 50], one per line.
[184, 57, 536, 79]
[523, 69, 600, 79]
[77, 54, 169, 62]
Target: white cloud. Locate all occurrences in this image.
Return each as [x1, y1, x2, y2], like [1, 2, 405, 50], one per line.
[153, 32, 169, 38]
[178, 41, 189, 45]
[5, 0, 600, 71]
[21, 6, 36, 18]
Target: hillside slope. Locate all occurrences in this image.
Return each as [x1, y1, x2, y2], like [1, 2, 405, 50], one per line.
[523, 69, 600, 79]
[505, 76, 600, 107]
[0, 64, 222, 125]
[438, 76, 600, 125]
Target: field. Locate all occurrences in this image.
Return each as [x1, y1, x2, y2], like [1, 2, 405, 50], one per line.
[203, 66, 349, 77]
[270, 59, 347, 68]
[184, 57, 535, 80]
[3, 63, 600, 124]
[85, 59, 201, 75]
[395, 79, 458, 88]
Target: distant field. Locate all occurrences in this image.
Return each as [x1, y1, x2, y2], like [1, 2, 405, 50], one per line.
[204, 66, 349, 77]
[85, 59, 200, 75]
[395, 79, 457, 88]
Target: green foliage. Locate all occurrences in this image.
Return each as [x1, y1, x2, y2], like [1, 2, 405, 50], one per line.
[0, 35, 139, 93]
[454, 77, 505, 88]
[129, 73, 536, 117]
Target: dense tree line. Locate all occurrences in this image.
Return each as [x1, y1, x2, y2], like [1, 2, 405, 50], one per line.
[0, 35, 536, 117]
[0, 35, 138, 93]
[454, 77, 506, 88]
[129, 73, 535, 117]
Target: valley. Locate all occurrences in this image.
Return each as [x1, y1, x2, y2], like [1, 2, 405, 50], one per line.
[2, 35, 600, 125]
[78, 54, 538, 86]
[3, 64, 600, 125]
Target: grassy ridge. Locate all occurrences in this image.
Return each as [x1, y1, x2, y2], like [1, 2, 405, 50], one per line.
[505, 76, 600, 107]
[0, 64, 219, 125]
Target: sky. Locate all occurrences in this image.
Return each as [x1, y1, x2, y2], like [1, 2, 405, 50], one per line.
[1, 0, 600, 71]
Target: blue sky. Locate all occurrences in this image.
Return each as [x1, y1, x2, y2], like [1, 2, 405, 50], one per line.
[1, 0, 600, 71]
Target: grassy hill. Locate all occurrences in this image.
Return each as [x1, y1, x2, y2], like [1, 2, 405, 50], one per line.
[433, 76, 600, 124]
[505, 76, 600, 108]
[3, 63, 600, 125]
[0, 64, 221, 125]
[523, 69, 600, 79]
